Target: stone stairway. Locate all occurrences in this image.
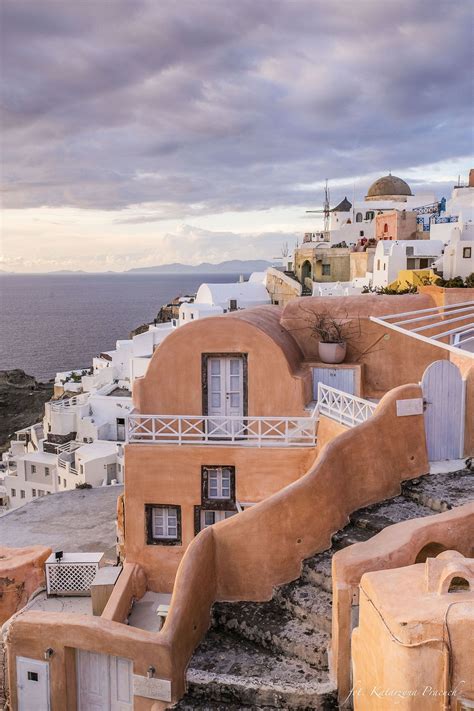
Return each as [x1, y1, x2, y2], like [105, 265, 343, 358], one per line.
[175, 466, 473, 710]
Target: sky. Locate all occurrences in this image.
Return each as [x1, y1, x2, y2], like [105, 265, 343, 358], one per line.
[0, 0, 473, 273]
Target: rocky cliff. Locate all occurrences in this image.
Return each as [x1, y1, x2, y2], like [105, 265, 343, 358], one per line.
[0, 370, 53, 453]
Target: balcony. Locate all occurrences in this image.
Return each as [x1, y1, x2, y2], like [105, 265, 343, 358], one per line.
[127, 413, 317, 447]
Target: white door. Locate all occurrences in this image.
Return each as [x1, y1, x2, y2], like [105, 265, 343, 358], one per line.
[312, 367, 355, 400]
[207, 357, 244, 435]
[17, 657, 50, 711]
[77, 650, 132, 711]
[421, 360, 464, 461]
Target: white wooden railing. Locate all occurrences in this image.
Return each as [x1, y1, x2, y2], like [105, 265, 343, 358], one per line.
[50, 394, 89, 412]
[317, 383, 377, 427]
[127, 413, 317, 447]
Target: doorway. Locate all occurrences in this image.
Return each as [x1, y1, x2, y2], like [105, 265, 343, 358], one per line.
[17, 657, 50, 711]
[76, 650, 133, 711]
[203, 355, 247, 436]
[421, 360, 464, 460]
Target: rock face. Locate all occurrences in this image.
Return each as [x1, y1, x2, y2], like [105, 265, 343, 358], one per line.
[0, 370, 53, 453]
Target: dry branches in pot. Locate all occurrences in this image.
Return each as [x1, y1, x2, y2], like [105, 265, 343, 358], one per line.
[311, 312, 351, 364]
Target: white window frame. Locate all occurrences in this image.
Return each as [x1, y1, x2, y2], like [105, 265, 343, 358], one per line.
[45, 467, 50, 476]
[200, 510, 236, 529]
[152, 506, 179, 540]
[207, 467, 232, 499]
[31, 465, 36, 474]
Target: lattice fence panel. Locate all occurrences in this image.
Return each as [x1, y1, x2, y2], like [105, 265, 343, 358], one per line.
[46, 563, 98, 595]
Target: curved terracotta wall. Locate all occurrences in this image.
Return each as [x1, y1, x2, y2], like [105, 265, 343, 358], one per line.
[133, 306, 311, 417]
[159, 382, 428, 695]
[7, 383, 429, 709]
[281, 294, 445, 398]
[331, 502, 474, 707]
[0, 546, 51, 625]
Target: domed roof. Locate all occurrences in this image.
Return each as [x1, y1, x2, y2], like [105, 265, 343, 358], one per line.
[366, 174, 412, 199]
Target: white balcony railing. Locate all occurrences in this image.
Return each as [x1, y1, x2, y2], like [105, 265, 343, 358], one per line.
[49, 394, 89, 413]
[127, 413, 317, 447]
[317, 383, 377, 427]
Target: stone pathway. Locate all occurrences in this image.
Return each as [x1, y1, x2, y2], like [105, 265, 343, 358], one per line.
[175, 467, 473, 710]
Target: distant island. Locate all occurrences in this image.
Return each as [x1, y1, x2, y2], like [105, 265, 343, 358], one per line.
[126, 259, 275, 274]
[0, 260, 276, 276]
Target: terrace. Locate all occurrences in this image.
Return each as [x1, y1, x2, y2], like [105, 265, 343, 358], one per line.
[127, 385, 377, 446]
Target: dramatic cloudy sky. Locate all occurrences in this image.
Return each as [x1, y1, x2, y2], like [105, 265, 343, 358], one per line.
[1, 0, 472, 272]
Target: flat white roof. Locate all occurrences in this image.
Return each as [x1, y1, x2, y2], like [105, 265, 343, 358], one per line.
[195, 281, 270, 307]
[75, 441, 118, 461]
[18, 451, 57, 464]
[377, 239, 444, 256]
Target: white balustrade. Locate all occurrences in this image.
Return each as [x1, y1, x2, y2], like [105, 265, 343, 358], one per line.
[317, 383, 376, 427]
[50, 394, 89, 413]
[127, 413, 317, 447]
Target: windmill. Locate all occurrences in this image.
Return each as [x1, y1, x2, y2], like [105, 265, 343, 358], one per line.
[306, 179, 330, 242]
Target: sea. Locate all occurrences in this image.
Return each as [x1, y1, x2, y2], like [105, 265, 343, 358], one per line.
[0, 273, 244, 381]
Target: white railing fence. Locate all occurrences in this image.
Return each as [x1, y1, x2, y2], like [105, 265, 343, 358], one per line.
[50, 394, 89, 413]
[127, 414, 317, 447]
[317, 383, 377, 427]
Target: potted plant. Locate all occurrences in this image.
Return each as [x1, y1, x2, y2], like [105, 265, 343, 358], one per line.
[311, 312, 350, 364]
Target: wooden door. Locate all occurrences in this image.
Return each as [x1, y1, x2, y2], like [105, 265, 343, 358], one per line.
[77, 650, 132, 711]
[17, 657, 50, 711]
[207, 356, 244, 435]
[312, 367, 356, 400]
[421, 360, 464, 461]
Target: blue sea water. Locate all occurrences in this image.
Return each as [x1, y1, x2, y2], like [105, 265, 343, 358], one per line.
[0, 273, 242, 381]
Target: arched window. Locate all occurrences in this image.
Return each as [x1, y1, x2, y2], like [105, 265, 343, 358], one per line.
[356, 212, 363, 223]
[383, 223, 389, 233]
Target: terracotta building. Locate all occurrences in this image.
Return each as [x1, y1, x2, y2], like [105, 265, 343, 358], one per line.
[3, 291, 474, 710]
[375, 208, 419, 241]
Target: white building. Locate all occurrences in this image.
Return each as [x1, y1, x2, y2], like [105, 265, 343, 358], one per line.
[178, 273, 271, 325]
[429, 180, 474, 245]
[304, 175, 437, 247]
[432, 225, 474, 280]
[372, 240, 444, 288]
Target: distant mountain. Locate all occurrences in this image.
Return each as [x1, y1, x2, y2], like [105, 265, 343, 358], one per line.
[127, 260, 275, 274]
[48, 269, 88, 274]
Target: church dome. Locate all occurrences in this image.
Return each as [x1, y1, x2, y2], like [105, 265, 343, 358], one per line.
[365, 174, 412, 201]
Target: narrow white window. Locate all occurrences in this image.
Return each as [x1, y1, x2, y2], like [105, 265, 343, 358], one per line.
[208, 467, 232, 499]
[152, 506, 178, 539]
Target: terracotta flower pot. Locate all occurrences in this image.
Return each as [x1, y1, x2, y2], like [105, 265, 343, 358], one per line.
[318, 341, 347, 364]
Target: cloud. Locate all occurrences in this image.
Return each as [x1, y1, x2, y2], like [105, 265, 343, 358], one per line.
[0, 222, 296, 272]
[1, 0, 472, 217]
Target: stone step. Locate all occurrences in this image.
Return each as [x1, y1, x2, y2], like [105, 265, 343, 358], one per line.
[273, 580, 332, 634]
[402, 467, 474, 513]
[331, 523, 374, 550]
[301, 549, 333, 592]
[178, 629, 337, 710]
[350, 495, 433, 534]
[212, 599, 330, 669]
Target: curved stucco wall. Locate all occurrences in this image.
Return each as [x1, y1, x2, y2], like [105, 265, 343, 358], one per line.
[332, 502, 474, 707]
[281, 294, 447, 398]
[134, 305, 311, 416]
